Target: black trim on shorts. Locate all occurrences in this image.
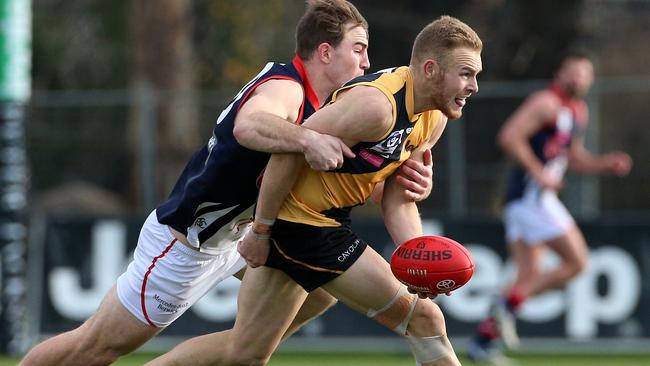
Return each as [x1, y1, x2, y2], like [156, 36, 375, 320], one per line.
[265, 219, 368, 292]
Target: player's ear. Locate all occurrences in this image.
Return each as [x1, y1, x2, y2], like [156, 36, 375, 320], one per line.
[423, 59, 439, 80]
[317, 43, 333, 64]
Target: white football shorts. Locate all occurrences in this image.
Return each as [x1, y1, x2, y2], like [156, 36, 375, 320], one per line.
[503, 191, 575, 245]
[116, 210, 247, 327]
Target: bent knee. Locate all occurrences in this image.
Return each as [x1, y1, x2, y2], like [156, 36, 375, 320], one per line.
[366, 287, 447, 337]
[565, 256, 588, 278]
[407, 300, 447, 337]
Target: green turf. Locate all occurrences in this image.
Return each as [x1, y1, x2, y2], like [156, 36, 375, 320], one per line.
[265, 353, 650, 366]
[1, 352, 649, 365]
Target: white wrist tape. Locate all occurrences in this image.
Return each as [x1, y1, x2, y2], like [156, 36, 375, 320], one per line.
[255, 217, 275, 226]
[251, 232, 270, 240]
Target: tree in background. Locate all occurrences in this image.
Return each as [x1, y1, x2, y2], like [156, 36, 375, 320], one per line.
[129, 0, 198, 205]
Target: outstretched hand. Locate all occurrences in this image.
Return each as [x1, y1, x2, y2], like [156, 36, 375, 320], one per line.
[396, 149, 433, 201]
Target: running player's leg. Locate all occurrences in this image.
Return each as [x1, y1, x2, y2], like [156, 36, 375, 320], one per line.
[509, 239, 544, 294]
[146, 265, 308, 366]
[323, 247, 461, 366]
[19, 286, 160, 366]
[522, 225, 588, 296]
[484, 238, 544, 351]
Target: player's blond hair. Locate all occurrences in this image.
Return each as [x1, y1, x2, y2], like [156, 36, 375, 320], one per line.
[410, 15, 482, 69]
[295, 0, 368, 60]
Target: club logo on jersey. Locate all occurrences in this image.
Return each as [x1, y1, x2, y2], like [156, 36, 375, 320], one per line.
[370, 130, 403, 157]
[370, 127, 413, 158]
[194, 217, 207, 229]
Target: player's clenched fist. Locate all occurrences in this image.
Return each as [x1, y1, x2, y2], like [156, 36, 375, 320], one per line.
[238, 222, 272, 267]
[302, 130, 355, 171]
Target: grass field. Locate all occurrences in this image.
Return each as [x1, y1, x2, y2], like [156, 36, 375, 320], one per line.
[2, 352, 649, 365]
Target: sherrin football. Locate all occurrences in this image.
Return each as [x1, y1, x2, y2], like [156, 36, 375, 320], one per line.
[390, 235, 474, 294]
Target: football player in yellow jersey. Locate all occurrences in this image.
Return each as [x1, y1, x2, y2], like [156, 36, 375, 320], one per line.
[237, 16, 481, 366]
[149, 15, 482, 366]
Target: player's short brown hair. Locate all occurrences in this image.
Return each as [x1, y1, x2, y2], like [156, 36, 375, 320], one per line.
[410, 15, 483, 69]
[295, 0, 368, 60]
[554, 47, 593, 73]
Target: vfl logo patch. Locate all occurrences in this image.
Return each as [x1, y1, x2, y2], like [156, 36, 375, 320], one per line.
[370, 129, 405, 157]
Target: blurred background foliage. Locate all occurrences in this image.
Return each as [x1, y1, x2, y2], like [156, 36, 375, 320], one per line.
[29, 0, 650, 218]
[34, 0, 650, 89]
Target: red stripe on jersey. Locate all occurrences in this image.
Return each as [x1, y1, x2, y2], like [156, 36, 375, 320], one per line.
[292, 55, 321, 112]
[549, 83, 589, 127]
[140, 238, 177, 328]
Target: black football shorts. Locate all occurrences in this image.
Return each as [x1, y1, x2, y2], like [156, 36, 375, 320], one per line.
[265, 219, 368, 292]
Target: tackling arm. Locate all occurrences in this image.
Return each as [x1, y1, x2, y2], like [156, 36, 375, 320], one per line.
[233, 79, 353, 171]
[233, 79, 310, 152]
[238, 86, 395, 267]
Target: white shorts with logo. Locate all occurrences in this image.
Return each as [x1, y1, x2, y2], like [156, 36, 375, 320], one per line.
[116, 210, 247, 327]
[503, 191, 575, 245]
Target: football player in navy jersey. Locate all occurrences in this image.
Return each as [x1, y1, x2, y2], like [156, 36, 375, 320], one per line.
[20, 1, 436, 366]
[468, 50, 632, 363]
[148, 15, 483, 366]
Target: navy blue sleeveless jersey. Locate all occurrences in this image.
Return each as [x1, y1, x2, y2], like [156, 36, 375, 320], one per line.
[505, 84, 588, 202]
[156, 56, 320, 248]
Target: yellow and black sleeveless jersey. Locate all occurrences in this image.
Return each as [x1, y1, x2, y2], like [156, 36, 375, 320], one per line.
[278, 66, 443, 227]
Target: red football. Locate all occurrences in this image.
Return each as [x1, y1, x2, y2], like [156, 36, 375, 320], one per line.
[390, 235, 474, 294]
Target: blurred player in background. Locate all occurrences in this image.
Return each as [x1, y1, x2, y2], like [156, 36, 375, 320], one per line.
[468, 49, 633, 363]
[20, 1, 435, 365]
[147, 15, 482, 366]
